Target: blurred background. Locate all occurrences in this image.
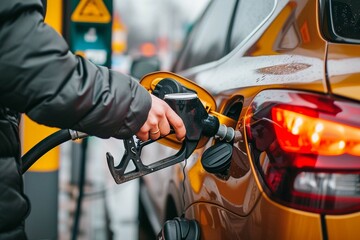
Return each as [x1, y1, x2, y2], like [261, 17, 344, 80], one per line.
[112, 0, 209, 72]
[23, 0, 209, 240]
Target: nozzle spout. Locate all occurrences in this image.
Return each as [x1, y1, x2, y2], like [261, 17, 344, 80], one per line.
[216, 125, 242, 143]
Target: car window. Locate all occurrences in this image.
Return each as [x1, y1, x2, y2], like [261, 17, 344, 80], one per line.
[229, 0, 275, 50]
[173, 0, 237, 72]
[330, 0, 360, 40]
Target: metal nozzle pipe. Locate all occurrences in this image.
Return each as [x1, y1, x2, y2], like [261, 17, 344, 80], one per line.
[216, 124, 242, 143]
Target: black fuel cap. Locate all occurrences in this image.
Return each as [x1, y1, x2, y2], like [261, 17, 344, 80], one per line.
[159, 217, 200, 240]
[201, 142, 232, 174]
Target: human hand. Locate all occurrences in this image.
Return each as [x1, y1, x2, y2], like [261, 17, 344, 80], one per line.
[136, 95, 186, 141]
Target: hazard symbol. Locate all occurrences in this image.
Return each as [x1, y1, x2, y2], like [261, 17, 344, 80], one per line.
[71, 0, 111, 23]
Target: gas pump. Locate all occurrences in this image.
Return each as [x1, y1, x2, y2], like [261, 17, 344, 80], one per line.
[21, 72, 242, 240]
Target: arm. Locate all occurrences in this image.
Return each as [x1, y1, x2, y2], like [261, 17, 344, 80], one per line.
[0, 1, 151, 139]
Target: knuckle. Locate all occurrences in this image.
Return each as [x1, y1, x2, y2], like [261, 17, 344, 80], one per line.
[147, 119, 157, 127]
[173, 121, 184, 130]
[137, 135, 147, 141]
[163, 129, 171, 136]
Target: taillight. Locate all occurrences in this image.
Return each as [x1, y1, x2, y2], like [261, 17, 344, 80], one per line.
[272, 107, 360, 156]
[246, 90, 360, 214]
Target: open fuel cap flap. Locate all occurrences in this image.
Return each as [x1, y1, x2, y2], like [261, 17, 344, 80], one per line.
[201, 142, 233, 174]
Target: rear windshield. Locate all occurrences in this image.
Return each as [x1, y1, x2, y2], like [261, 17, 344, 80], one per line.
[330, 0, 360, 40]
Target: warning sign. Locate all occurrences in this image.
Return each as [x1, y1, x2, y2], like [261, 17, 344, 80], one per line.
[71, 0, 111, 23]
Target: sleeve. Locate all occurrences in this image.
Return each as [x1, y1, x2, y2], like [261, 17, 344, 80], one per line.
[0, 2, 151, 139]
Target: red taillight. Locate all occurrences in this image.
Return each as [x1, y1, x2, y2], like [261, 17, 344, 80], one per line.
[247, 90, 360, 214]
[272, 107, 360, 156]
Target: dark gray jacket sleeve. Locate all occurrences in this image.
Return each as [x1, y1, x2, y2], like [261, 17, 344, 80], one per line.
[0, 1, 151, 139]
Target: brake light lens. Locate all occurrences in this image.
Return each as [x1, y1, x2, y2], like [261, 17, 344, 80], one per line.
[246, 90, 360, 214]
[272, 107, 360, 156]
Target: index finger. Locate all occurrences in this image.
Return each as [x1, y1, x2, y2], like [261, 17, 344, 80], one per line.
[165, 107, 186, 141]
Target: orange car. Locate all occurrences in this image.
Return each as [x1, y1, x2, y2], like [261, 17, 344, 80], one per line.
[135, 0, 360, 239]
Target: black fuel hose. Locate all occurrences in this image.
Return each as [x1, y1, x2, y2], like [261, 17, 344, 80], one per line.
[21, 129, 89, 239]
[21, 129, 72, 174]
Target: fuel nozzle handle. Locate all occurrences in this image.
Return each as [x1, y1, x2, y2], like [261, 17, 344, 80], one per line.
[164, 93, 238, 143]
[164, 93, 206, 157]
[107, 93, 208, 184]
[107, 92, 239, 185]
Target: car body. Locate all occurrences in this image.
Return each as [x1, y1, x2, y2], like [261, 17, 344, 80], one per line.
[137, 0, 360, 239]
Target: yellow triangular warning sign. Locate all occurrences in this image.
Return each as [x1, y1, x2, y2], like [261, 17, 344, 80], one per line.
[71, 0, 111, 23]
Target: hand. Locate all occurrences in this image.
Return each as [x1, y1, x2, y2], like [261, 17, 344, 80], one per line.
[136, 95, 186, 141]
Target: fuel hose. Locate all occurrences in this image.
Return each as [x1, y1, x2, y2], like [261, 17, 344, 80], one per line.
[21, 129, 89, 240]
[21, 129, 72, 174]
[21, 129, 88, 174]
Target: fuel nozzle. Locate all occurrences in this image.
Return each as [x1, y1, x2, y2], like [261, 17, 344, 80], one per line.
[216, 124, 242, 143]
[107, 78, 242, 185]
[164, 92, 206, 157]
[164, 93, 241, 144]
[164, 92, 243, 176]
[199, 114, 240, 142]
[153, 77, 241, 143]
[107, 92, 208, 184]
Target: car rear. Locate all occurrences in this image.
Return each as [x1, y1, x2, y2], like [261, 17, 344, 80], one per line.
[245, 1, 360, 239]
